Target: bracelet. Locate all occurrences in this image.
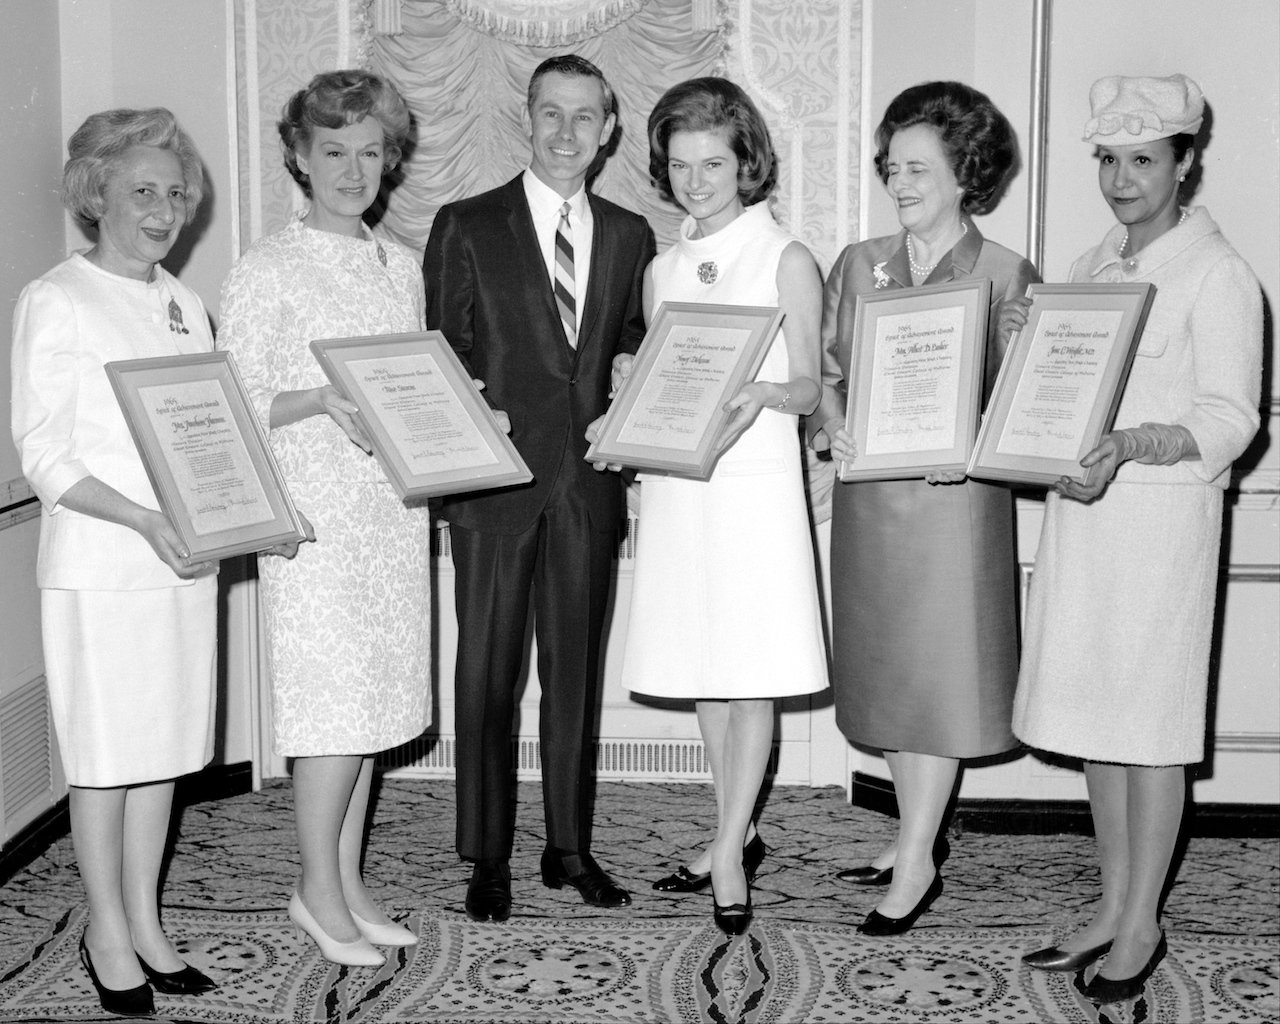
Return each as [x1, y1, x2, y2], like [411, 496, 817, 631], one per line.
[773, 387, 790, 411]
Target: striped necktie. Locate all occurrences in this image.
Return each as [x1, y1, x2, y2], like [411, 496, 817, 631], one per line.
[554, 201, 576, 348]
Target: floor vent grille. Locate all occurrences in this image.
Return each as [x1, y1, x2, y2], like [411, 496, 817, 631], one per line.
[1, 676, 54, 839]
[380, 735, 781, 781]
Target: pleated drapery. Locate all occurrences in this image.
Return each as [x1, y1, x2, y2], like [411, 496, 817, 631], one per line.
[367, 0, 726, 258]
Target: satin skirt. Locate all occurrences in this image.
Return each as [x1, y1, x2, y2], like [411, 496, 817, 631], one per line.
[829, 476, 1019, 759]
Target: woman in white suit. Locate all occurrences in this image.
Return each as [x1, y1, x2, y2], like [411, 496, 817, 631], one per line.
[12, 108, 231, 1016]
[1012, 74, 1262, 1005]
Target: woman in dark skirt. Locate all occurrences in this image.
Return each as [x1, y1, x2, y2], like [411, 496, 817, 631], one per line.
[812, 81, 1036, 935]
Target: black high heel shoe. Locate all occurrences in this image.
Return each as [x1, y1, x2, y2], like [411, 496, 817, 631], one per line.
[80, 937, 154, 1017]
[711, 879, 754, 937]
[744, 834, 767, 882]
[653, 833, 768, 892]
[835, 836, 950, 887]
[137, 955, 218, 995]
[1022, 939, 1112, 972]
[1082, 932, 1167, 1004]
[856, 873, 943, 936]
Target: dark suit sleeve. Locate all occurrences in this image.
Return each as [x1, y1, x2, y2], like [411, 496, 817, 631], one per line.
[618, 224, 657, 357]
[423, 204, 477, 374]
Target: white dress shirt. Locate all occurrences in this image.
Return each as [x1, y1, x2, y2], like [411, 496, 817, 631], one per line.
[522, 169, 593, 338]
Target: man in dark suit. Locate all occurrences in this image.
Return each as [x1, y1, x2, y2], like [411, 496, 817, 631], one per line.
[423, 54, 655, 922]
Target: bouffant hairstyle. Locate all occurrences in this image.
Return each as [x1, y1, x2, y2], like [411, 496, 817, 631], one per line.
[648, 78, 777, 207]
[279, 70, 412, 197]
[873, 81, 1018, 215]
[528, 54, 616, 120]
[62, 108, 205, 228]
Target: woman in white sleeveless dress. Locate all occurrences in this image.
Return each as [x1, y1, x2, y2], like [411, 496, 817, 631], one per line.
[600, 78, 828, 935]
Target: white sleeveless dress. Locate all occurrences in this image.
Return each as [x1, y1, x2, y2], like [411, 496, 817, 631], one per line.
[622, 203, 828, 701]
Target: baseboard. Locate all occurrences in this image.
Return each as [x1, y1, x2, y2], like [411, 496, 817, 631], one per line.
[0, 800, 69, 888]
[850, 771, 1280, 838]
[0, 762, 254, 887]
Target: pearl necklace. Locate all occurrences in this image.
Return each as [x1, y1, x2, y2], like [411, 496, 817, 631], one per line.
[907, 222, 968, 277]
[1120, 207, 1188, 260]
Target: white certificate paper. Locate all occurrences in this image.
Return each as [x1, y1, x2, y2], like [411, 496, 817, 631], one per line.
[614, 325, 752, 451]
[139, 379, 275, 536]
[344, 353, 500, 473]
[863, 304, 966, 455]
[995, 309, 1124, 459]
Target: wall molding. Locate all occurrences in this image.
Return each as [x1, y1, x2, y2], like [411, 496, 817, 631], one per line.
[851, 771, 1279, 838]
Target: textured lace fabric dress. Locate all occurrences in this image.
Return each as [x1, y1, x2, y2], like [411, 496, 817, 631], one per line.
[622, 202, 828, 701]
[220, 218, 432, 756]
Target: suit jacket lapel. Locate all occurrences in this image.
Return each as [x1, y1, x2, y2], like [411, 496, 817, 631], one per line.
[503, 178, 573, 356]
[577, 194, 611, 355]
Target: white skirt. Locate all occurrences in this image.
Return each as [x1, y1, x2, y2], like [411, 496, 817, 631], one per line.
[622, 433, 828, 702]
[1013, 482, 1223, 766]
[42, 578, 217, 787]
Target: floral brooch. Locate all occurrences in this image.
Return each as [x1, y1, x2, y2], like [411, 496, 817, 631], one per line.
[872, 261, 890, 289]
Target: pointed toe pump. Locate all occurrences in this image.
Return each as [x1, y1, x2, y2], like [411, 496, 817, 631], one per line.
[288, 891, 385, 967]
[857, 874, 943, 937]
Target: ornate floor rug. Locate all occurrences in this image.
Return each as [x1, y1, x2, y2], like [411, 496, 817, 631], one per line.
[1, 780, 1277, 1023]
[1, 905, 1276, 1023]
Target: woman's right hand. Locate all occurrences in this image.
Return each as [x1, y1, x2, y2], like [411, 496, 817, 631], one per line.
[316, 385, 372, 453]
[136, 508, 216, 578]
[827, 420, 858, 463]
[996, 295, 1032, 344]
[610, 352, 635, 398]
[586, 414, 623, 472]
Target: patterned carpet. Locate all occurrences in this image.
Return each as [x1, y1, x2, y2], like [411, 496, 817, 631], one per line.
[0, 779, 1277, 1022]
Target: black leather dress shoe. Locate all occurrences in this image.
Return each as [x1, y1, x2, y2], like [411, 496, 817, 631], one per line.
[857, 873, 943, 936]
[465, 860, 512, 922]
[138, 955, 217, 994]
[1082, 932, 1167, 1004]
[541, 848, 631, 908]
[1022, 939, 1113, 972]
[653, 834, 769, 892]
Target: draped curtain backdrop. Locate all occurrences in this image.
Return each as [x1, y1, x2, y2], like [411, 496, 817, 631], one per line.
[231, 0, 859, 518]
[368, 0, 727, 258]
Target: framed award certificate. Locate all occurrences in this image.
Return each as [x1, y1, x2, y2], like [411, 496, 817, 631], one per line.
[967, 282, 1155, 487]
[585, 302, 784, 480]
[105, 351, 307, 565]
[839, 278, 992, 482]
[310, 331, 531, 500]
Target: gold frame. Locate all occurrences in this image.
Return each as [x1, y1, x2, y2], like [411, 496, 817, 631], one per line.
[105, 351, 306, 564]
[310, 331, 531, 500]
[585, 302, 784, 480]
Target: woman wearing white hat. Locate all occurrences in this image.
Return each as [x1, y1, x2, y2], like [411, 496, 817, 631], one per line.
[1011, 73, 1262, 1004]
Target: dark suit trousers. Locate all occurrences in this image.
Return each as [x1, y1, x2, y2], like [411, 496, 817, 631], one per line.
[449, 476, 616, 861]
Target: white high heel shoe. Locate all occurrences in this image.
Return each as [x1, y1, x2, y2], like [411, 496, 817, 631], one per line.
[350, 908, 418, 947]
[288, 891, 385, 967]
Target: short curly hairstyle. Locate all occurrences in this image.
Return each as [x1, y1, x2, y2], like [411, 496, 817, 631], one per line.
[62, 108, 205, 228]
[648, 77, 777, 207]
[279, 70, 413, 197]
[873, 81, 1019, 215]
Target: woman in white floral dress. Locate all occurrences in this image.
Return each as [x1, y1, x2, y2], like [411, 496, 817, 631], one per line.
[220, 71, 430, 966]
